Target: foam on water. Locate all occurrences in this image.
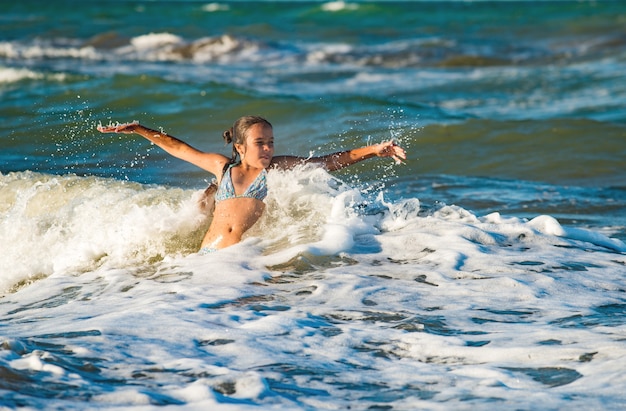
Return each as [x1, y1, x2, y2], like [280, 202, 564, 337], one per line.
[321, 1, 360, 13]
[0, 171, 207, 293]
[3, 1, 626, 407]
[2, 24, 625, 122]
[2, 167, 626, 409]
[0, 66, 41, 83]
[2, 167, 624, 294]
[0, 66, 68, 85]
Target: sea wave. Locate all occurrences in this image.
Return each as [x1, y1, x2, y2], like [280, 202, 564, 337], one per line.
[3, 2, 626, 408]
[0, 66, 68, 84]
[2, 167, 625, 410]
[2, 168, 623, 295]
[3, 29, 624, 124]
[2, 27, 625, 69]
[0, 171, 207, 294]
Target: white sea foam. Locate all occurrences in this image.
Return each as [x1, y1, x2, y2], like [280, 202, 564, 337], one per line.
[2, 1, 626, 408]
[2, 32, 623, 124]
[0, 66, 68, 84]
[0, 66, 41, 83]
[2, 168, 624, 294]
[321, 1, 359, 12]
[130, 33, 183, 50]
[201, 3, 230, 12]
[0, 171, 206, 294]
[1, 168, 625, 409]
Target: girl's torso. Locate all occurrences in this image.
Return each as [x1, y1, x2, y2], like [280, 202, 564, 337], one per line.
[215, 163, 268, 203]
[201, 163, 268, 249]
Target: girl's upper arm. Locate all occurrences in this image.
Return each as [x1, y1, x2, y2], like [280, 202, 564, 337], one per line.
[177, 149, 230, 178]
[270, 155, 308, 170]
[270, 154, 341, 171]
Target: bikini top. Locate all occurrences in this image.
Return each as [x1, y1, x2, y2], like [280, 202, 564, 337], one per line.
[214, 163, 268, 203]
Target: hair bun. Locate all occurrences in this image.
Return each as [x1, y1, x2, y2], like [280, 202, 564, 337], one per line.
[222, 128, 233, 144]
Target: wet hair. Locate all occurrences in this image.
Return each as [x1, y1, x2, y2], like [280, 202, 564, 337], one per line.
[223, 115, 273, 165]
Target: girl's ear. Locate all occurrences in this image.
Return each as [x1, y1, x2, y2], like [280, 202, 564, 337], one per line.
[235, 143, 245, 157]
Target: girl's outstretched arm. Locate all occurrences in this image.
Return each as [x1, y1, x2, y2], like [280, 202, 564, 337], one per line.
[272, 140, 406, 171]
[97, 121, 228, 176]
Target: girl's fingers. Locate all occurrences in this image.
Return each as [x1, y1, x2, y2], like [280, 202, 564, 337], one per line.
[96, 121, 139, 133]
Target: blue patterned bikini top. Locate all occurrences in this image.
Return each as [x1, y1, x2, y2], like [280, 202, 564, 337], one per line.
[214, 163, 268, 203]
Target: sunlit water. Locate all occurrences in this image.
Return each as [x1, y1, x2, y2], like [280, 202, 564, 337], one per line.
[1, 1, 625, 409]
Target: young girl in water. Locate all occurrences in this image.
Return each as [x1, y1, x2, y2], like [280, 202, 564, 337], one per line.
[97, 116, 406, 253]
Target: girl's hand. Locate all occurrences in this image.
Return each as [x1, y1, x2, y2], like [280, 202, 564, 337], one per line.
[374, 140, 407, 164]
[96, 121, 140, 134]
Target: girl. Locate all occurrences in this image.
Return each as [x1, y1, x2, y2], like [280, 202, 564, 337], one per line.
[97, 116, 406, 252]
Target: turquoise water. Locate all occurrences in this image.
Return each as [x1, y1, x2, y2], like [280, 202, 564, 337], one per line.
[1, 1, 626, 410]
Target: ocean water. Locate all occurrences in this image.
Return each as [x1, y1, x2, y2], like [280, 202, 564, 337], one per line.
[1, 1, 626, 410]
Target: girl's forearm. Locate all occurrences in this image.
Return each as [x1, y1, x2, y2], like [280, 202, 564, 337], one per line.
[98, 121, 222, 173]
[133, 125, 199, 159]
[321, 146, 377, 171]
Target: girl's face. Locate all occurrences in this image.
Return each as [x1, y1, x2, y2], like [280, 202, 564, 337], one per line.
[236, 123, 274, 169]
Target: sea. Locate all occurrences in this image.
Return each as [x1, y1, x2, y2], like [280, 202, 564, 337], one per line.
[1, 0, 625, 409]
